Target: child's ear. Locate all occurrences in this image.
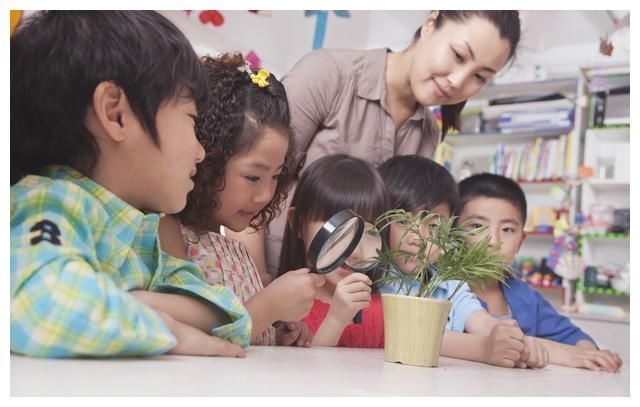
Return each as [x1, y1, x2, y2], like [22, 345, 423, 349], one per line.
[90, 81, 130, 143]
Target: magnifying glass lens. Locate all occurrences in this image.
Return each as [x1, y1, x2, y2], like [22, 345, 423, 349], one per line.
[345, 222, 382, 271]
[316, 217, 359, 269]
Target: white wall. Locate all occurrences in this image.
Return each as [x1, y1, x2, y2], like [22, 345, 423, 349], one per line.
[162, 10, 630, 82]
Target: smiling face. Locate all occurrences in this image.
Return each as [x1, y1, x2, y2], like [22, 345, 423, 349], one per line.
[409, 14, 511, 107]
[458, 197, 526, 265]
[212, 126, 289, 232]
[388, 202, 451, 274]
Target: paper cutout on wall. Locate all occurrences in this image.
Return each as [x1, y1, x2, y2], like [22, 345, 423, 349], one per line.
[245, 50, 262, 69]
[304, 10, 351, 50]
[199, 10, 224, 27]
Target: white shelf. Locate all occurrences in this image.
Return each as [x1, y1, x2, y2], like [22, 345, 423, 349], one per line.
[446, 129, 569, 146]
[474, 78, 578, 100]
[583, 179, 630, 192]
[585, 127, 630, 139]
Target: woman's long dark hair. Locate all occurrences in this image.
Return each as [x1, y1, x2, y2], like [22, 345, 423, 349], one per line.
[278, 154, 390, 278]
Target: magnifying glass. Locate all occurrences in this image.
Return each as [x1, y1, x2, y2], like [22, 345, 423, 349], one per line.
[306, 210, 383, 324]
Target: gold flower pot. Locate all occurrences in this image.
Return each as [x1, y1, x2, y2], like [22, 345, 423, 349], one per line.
[381, 293, 452, 367]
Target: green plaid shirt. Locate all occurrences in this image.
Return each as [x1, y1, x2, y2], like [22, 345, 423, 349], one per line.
[11, 166, 251, 357]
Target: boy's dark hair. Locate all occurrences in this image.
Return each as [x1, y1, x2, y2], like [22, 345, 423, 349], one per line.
[178, 53, 295, 233]
[378, 155, 459, 216]
[458, 173, 527, 224]
[413, 11, 521, 140]
[279, 154, 390, 277]
[10, 11, 207, 185]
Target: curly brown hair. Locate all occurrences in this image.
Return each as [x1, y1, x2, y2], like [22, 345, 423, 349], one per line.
[178, 53, 295, 234]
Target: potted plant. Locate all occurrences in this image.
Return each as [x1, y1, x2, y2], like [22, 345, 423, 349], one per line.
[372, 209, 508, 367]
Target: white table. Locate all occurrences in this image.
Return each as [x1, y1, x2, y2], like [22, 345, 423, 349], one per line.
[11, 347, 629, 396]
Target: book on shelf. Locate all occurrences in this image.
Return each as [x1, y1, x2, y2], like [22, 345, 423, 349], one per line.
[491, 134, 572, 182]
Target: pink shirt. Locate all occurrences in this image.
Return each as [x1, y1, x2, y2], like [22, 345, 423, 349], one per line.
[266, 48, 440, 276]
[181, 224, 276, 346]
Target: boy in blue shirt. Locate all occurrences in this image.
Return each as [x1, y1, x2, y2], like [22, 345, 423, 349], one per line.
[378, 155, 548, 369]
[458, 173, 623, 372]
[11, 11, 252, 358]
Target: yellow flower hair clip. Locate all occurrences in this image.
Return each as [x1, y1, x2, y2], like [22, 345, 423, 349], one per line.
[250, 69, 270, 88]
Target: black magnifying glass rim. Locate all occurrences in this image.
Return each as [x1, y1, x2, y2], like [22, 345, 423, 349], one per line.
[306, 209, 364, 274]
[344, 225, 384, 272]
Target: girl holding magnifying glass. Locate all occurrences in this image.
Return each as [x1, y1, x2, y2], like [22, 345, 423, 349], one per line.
[279, 154, 389, 347]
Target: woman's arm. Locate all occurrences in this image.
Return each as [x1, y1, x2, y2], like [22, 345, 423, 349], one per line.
[282, 49, 342, 159]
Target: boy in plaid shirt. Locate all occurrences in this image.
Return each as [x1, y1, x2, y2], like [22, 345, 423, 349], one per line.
[11, 11, 251, 358]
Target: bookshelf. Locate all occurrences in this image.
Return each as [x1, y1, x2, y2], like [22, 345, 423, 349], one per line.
[437, 69, 630, 326]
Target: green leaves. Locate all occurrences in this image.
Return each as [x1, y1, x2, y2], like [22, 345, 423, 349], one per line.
[373, 209, 508, 300]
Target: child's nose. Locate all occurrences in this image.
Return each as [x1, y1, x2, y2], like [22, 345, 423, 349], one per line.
[253, 181, 272, 205]
[488, 230, 500, 246]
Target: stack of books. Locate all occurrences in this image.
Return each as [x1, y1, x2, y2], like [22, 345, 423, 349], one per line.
[490, 133, 574, 181]
[482, 98, 575, 134]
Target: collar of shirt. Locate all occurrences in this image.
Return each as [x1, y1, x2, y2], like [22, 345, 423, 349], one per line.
[41, 165, 162, 249]
[355, 48, 432, 124]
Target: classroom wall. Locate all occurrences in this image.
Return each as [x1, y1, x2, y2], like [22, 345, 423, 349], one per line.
[161, 10, 630, 82]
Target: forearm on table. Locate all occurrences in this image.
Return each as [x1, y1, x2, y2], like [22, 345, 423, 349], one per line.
[440, 331, 488, 363]
[312, 314, 348, 347]
[130, 291, 230, 333]
[244, 291, 278, 342]
[576, 339, 597, 350]
[534, 337, 581, 367]
[464, 310, 499, 336]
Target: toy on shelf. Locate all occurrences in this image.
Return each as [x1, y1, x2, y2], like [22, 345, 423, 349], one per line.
[516, 256, 562, 289]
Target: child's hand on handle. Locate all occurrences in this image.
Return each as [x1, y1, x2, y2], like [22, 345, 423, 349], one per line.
[570, 348, 623, 373]
[484, 319, 527, 368]
[155, 310, 246, 357]
[276, 321, 313, 347]
[265, 268, 326, 322]
[327, 269, 372, 324]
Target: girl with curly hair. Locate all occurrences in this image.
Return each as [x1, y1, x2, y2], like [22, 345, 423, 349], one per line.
[159, 53, 325, 347]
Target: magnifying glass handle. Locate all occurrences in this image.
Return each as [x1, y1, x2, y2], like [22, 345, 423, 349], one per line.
[353, 310, 362, 324]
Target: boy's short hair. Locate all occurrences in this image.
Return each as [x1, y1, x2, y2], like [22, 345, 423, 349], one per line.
[10, 11, 207, 185]
[458, 173, 527, 224]
[378, 155, 459, 215]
